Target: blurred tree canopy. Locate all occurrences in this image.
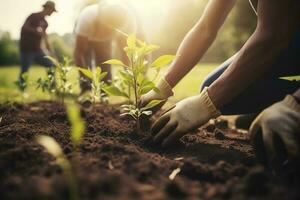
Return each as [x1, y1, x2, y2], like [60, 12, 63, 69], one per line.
[0, 31, 19, 65]
[48, 33, 73, 62]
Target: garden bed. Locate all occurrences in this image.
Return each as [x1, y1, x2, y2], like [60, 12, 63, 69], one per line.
[0, 101, 299, 200]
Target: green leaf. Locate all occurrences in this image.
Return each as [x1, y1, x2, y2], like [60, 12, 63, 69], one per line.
[66, 101, 85, 147]
[98, 72, 107, 81]
[95, 66, 102, 75]
[127, 34, 136, 49]
[139, 79, 155, 95]
[103, 59, 127, 67]
[102, 85, 128, 98]
[77, 67, 93, 80]
[150, 55, 176, 69]
[139, 44, 159, 56]
[141, 100, 165, 111]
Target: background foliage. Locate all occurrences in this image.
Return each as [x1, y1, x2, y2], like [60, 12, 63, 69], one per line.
[0, 0, 256, 66]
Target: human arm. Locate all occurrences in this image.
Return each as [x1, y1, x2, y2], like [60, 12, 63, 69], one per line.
[208, 0, 300, 109]
[164, 0, 237, 87]
[140, 0, 236, 111]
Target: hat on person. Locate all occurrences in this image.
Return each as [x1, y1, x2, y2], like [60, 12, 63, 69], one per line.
[43, 1, 57, 12]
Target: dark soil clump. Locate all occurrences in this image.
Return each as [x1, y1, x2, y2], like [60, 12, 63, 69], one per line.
[0, 101, 299, 199]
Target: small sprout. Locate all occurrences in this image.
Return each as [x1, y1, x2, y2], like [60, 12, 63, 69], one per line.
[169, 168, 181, 180]
[46, 56, 73, 104]
[103, 34, 175, 134]
[36, 68, 56, 97]
[66, 101, 85, 150]
[77, 66, 108, 103]
[36, 135, 79, 200]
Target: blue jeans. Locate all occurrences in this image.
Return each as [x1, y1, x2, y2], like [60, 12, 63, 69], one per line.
[20, 50, 54, 74]
[201, 29, 300, 115]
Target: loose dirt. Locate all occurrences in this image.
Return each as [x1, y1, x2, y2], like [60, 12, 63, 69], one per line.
[0, 101, 299, 200]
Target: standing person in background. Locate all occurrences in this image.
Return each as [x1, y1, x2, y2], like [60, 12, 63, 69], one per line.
[74, 0, 146, 94]
[19, 0, 57, 83]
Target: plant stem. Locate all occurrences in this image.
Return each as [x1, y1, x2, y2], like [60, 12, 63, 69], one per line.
[131, 53, 142, 135]
[63, 160, 79, 200]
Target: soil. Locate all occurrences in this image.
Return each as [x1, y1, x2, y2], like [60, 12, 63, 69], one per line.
[0, 101, 299, 200]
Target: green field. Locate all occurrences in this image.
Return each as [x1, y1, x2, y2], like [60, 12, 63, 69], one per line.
[0, 64, 219, 103]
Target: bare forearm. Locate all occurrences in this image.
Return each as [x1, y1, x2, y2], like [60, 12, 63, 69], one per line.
[165, 28, 216, 87]
[208, 30, 291, 108]
[164, 0, 236, 88]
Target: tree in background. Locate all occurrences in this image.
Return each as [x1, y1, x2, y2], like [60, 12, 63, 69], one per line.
[0, 31, 19, 66]
[48, 33, 73, 62]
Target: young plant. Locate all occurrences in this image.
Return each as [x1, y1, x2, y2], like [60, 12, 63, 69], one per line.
[36, 135, 79, 200]
[15, 72, 29, 102]
[46, 56, 73, 104]
[36, 67, 56, 98]
[66, 100, 85, 150]
[77, 66, 108, 103]
[103, 34, 175, 133]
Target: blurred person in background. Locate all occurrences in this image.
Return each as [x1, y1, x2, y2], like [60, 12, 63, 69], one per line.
[74, 0, 146, 94]
[141, 0, 300, 167]
[19, 0, 56, 83]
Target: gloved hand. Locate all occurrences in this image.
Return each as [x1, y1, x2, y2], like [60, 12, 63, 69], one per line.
[140, 77, 174, 115]
[249, 95, 300, 167]
[151, 87, 221, 148]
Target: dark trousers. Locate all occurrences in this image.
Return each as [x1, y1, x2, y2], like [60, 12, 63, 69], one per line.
[201, 28, 300, 115]
[20, 49, 53, 74]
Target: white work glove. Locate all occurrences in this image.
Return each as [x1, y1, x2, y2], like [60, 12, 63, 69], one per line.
[151, 87, 221, 148]
[249, 95, 300, 167]
[140, 77, 174, 114]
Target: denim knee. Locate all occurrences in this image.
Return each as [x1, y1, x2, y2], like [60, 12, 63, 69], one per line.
[200, 75, 215, 92]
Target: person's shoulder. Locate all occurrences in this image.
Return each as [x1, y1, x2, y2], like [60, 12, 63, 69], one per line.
[80, 4, 98, 16]
[27, 12, 43, 20]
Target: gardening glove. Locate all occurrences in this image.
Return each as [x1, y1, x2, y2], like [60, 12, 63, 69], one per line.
[140, 77, 174, 114]
[151, 87, 221, 148]
[249, 95, 300, 168]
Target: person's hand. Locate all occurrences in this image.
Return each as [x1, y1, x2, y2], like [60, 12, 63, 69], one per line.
[140, 78, 174, 115]
[151, 87, 221, 148]
[249, 95, 300, 167]
[36, 26, 44, 36]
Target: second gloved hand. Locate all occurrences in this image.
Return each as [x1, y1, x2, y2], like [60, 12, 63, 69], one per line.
[250, 95, 300, 168]
[151, 87, 221, 148]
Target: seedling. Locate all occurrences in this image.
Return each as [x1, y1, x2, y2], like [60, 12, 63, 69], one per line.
[15, 72, 29, 102]
[36, 135, 79, 200]
[77, 66, 108, 103]
[36, 67, 56, 98]
[66, 100, 85, 151]
[46, 56, 73, 104]
[103, 34, 175, 133]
